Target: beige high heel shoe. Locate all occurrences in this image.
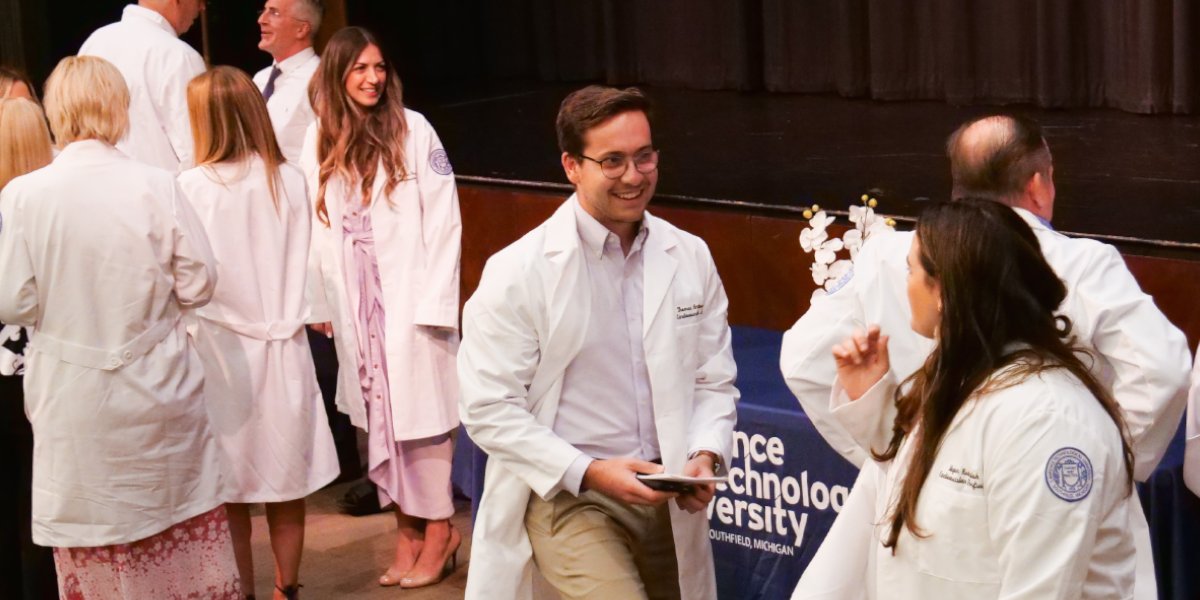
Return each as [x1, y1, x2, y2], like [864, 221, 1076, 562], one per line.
[399, 526, 461, 589]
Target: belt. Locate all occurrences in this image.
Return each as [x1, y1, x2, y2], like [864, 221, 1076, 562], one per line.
[29, 314, 180, 371]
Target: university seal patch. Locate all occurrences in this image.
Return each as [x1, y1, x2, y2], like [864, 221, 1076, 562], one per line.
[1044, 447, 1093, 502]
[430, 148, 453, 175]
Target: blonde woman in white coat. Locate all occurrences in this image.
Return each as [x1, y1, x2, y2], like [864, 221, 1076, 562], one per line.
[180, 66, 339, 600]
[302, 27, 462, 589]
[0, 56, 239, 599]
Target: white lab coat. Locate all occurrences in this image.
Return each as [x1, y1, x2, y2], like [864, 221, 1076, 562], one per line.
[780, 207, 1189, 598]
[253, 48, 320, 164]
[458, 197, 740, 600]
[0, 140, 225, 547]
[1184, 349, 1200, 497]
[796, 366, 1135, 599]
[79, 4, 205, 172]
[178, 157, 339, 502]
[300, 110, 461, 440]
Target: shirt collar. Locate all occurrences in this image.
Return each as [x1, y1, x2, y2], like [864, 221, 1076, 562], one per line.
[1011, 206, 1055, 232]
[274, 46, 317, 74]
[572, 197, 648, 259]
[123, 4, 177, 37]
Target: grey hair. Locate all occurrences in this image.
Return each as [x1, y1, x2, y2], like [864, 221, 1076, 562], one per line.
[292, 0, 324, 38]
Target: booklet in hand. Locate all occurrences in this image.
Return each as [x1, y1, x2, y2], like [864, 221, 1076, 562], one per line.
[636, 472, 728, 493]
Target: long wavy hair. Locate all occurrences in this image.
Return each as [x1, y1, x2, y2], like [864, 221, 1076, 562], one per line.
[875, 198, 1133, 551]
[187, 66, 286, 208]
[308, 26, 407, 226]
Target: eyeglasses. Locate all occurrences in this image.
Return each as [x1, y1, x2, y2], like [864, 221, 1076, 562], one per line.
[578, 148, 660, 179]
[257, 7, 306, 23]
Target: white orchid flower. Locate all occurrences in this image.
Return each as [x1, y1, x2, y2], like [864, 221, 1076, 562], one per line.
[842, 228, 864, 258]
[799, 226, 828, 252]
[813, 237, 844, 266]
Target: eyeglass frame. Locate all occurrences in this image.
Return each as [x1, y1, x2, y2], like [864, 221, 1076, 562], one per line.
[257, 6, 309, 24]
[576, 148, 661, 180]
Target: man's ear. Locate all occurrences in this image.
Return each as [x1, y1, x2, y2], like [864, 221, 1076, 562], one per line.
[562, 152, 581, 185]
[1026, 172, 1050, 212]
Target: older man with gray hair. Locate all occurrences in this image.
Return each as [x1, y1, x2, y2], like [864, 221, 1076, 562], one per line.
[254, 0, 323, 163]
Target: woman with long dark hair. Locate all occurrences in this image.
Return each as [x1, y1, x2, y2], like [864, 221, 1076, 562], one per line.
[807, 199, 1136, 598]
[301, 27, 462, 589]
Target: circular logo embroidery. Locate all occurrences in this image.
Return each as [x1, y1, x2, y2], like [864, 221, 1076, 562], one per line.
[429, 148, 453, 175]
[1044, 447, 1093, 502]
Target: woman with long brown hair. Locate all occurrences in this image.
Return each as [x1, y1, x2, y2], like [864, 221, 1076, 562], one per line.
[179, 66, 339, 600]
[0, 96, 59, 600]
[302, 27, 462, 589]
[809, 199, 1136, 598]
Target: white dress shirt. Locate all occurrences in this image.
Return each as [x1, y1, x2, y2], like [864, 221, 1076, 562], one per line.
[554, 200, 660, 492]
[253, 47, 320, 164]
[80, 4, 205, 172]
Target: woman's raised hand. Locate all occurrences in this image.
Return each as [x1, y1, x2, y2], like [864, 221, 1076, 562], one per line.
[832, 325, 890, 400]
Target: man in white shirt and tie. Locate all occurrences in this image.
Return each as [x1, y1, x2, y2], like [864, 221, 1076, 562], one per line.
[253, 0, 322, 164]
[459, 85, 739, 600]
[79, 0, 206, 172]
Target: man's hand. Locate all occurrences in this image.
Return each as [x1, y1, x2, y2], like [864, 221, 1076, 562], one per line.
[832, 325, 890, 400]
[582, 457, 677, 506]
[309, 322, 334, 338]
[676, 454, 717, 513]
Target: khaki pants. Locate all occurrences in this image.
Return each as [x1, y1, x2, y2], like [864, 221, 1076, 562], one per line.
[525, 490, 681, 600]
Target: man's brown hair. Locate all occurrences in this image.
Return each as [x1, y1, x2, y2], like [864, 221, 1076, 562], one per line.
[556, 85, 651, 156]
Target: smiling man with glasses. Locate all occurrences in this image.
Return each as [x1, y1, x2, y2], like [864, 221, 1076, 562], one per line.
[458, 85, 739, 600]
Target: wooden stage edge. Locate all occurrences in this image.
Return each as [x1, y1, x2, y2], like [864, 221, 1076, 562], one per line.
[458, 181, 1200, 351]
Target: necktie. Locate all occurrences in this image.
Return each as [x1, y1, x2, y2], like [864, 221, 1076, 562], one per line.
[262, 66, 282, 101]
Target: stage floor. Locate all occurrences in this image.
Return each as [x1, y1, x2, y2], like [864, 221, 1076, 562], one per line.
[406, 81, 1200, 252]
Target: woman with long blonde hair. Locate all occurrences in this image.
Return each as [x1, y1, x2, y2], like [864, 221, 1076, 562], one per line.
[303, 26, 463, 589]
[179, 65, 339, 600]
[0, 96, 59, 600]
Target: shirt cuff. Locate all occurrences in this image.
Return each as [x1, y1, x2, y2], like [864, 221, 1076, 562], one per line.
[560, 453, 594, 496]
[830, 372, 899, 456]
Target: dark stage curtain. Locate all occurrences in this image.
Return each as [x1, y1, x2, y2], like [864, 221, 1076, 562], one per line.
[373, 0, 1199, 115]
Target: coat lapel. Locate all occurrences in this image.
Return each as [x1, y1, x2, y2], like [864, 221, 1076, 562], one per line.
[524, 198, 590, 420]
[642, 212, 679, 337]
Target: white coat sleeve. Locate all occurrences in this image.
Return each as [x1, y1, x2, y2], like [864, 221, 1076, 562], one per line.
[791, 461, 877, 600]
[1069, 243, 1190, 481]
[985, 397, 1125, 599]
[154, 48, 205, 171]
[299, 125, 332, 324]
[457, 256, 589, 499]
[410, 116, 462, 329]
[781, 268, 871, 467]
[0, 190, 38, 326]
[170, 183, 216, 308]
[830, 372, 900, 458]
[1184, 349, 1200, 497]
[686, 247, 739, 464]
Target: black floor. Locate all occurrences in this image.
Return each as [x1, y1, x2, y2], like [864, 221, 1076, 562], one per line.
[406, 80, 1200, 254]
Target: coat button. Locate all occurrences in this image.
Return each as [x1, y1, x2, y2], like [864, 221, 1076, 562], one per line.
[123, 350, 133, 360]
